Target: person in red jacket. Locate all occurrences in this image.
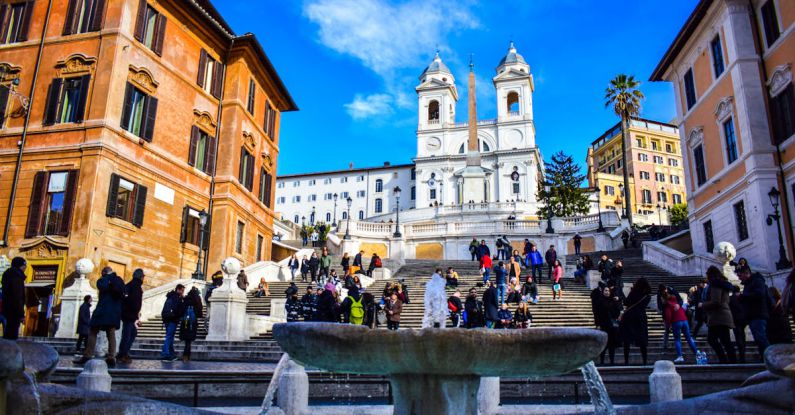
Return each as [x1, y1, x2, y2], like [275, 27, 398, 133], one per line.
[480, 254, 493, 284]
[663, 291, 700, 362]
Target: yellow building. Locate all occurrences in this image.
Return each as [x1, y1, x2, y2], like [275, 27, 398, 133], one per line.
[587, 117, 687, 219]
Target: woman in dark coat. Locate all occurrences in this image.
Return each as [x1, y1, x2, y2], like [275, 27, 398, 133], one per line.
[620, 277, 651, 365]
[483, 284, 499, 328]
[179, 287, 203, 361]
[703, 266, 737, 363]
[1, 257, 27, 340]
[314, 285, 338, 322]
[594, 286, 622, 365]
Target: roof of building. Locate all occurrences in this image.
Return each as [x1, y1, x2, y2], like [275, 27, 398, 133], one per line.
[189, 0, 235, 38]
[421, 52, 452, 78]
[649, 0, 713, 81]
[233, 33, 298, 112]
[497, 41, 526, 67]
[277, 163, 415, 180]
[590, 117, 679, 147]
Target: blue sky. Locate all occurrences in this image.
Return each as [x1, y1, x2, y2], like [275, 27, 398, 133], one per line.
[213, 1, 699, 176]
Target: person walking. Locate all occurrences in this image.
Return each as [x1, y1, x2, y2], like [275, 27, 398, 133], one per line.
[620, 277, 651, 366]
[477, 240, 491, 261]
[464, 288, 484, 328]
[340, 252, 351, 275]
[300, 255, 310, 282]
[74, 267, 125, 367]
[469, 238, 479, 261]
[75, 295, 92, 353]
[308, 252, 320, 283]
[495, 237, 506, 260]
[1, 257, 26, 340]
[310, 230, 319, 247]
[688, 279, 708, 338]
[300, 226, 308, 246]
[287, 254, 300, 281]
[621, 230, 630, 249]
[573, 233, 582, 255]
[508, 255, 522, 282]
[385, 292, 402, 330]
[552, 259, 564, 301]
[728, 285, 748, 362]
[319, 247, 332, 279]
[662, 290, 700, 362]
[483, 282, 499, 329]
[180, 287, 203, 362]
[528, 245, 543, 282]
[594, 286, 621, 365]
[480, 253, 493, 284]
[703, 266, 737, 363]
[117, 269, 144, 364]
[342, 286, 366, 325]
[158, 284, 186, 362]
[610, 260, 625, 298]
[545, 245, 557, 282]
[738, 268, 771, 359]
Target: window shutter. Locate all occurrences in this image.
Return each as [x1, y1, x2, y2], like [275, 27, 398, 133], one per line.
[132, 184, 147, 227]
[25, 171, 48, 238]
[142, 95, 157, 141]
[63, 0, 77, 35]
[58, 170, 79, 236]
[258, 168, 265, 201]
[197, 50, 208, 87]
[120, 82, 133, 130]
[238, 147, 245, 183]
[187, 126, 199, 166]
[264, 172, 273, 208]
[211, 62, 224, 98]
[179, 206, 189, 242]
[205, 135, 217, 175]
[17, 1, 34, 41]
[246, 154, 255, 190]
[0, 7, 7, 38]
[0, 86, 10, 127]
[42, 78, 62, 126]
[152, 14, 166, 56]
[133, 0, 147, 41]
[106, 173, 120, 217]
[73, 74, 91, 123]
[88, 0, 106, 32]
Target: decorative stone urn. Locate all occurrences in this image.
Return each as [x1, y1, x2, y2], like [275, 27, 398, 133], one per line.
[54, 258, 97, 339]
[714, 241, 738, 283]
[206, 257, 249, 341]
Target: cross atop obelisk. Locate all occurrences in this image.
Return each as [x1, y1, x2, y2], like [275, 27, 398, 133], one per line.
[466, 54, 480, 167]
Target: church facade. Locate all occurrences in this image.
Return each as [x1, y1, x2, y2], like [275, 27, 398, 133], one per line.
[276, 43, 544, 223]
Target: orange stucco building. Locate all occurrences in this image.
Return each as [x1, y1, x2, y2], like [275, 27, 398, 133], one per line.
[651, 0, 794, 273]
[0, 0, 296, 335]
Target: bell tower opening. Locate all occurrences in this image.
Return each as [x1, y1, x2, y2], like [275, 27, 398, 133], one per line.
[428, 100, 440, 122]
[507, 91, 519, 114]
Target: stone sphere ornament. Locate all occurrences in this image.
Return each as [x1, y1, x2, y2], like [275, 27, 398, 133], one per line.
[75, 258, 95, 277]
[221, 257, 241, 277]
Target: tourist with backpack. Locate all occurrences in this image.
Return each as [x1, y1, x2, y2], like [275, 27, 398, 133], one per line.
[117, 269, 145, 364]
[367, 253, 382, 277]
[73, 267, 125, 367]
[180, 287, 203, 362]
[448, 291, 463, 327]
[159, 284, 185, 362]
[341, 286, 365, 325]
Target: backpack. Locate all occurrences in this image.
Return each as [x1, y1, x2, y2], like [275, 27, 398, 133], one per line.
[349, 296, 364, 325]
[448, 299, 458, 313]
[374, 257, 382, 267]
[496, 240, 503, 248]
[180, 305, 196, 334]
[161, 295, 178, 322]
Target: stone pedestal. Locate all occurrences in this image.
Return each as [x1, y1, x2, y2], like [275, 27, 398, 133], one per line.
[649, 360, 682, 403]
[586, 270, 602, 290]
[54, 259, 97, 339]
[271, 299, 286, 320]
[76, 359, 111, 392]
[462, 166, 487, 204]
[206, 258, 249, 342]
[478, 377, 499, 415]
[391, 374, 480, 415]
[277, 358, 309, 415]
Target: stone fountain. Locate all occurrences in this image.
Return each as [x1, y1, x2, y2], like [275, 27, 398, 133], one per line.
[272, 323, 608, 414]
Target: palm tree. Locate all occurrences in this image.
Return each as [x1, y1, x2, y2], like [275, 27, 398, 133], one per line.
[605, 74, 644, 226]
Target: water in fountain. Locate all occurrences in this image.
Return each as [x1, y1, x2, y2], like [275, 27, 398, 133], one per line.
[22, 370, 42, 415]
[580, 361, 615, 415]
[259, 353, 291, 414]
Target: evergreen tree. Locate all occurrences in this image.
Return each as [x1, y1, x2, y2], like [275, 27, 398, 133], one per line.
[669, 203, 688, 227]
[537, 151, 590, 218]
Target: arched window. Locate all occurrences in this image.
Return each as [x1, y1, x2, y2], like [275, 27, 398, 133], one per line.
[325, 212, 331, 222]
[507, 91, 519, 114]
[458, 140, 492, 154]
[358, 210, 365, 220]
[411, 186, 416, 200]
[428, 100, 440, 121]
[375, 179, 383, 193]
[375, 198, 383, 213]
[293, 215, 299, 224]
[342, 211, 348, 220]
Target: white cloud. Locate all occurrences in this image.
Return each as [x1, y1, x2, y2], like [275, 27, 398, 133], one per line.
[344, 93, 394, 119]
[304, 0, 479, 119]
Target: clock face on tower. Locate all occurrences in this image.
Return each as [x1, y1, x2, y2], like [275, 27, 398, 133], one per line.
[426, 137, 442, 151]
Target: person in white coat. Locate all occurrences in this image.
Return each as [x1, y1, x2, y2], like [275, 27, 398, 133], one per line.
[423, 268, 448, 328]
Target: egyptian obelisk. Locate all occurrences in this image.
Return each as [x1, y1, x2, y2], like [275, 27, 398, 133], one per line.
[461, 57, 487, 203]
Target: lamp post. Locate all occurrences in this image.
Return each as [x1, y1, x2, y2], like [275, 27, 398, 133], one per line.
[332, 193, 338, 228]
[344, 196, 353, 240]
[192, 210, 209, 280]
[618, 184, 627, 219]
[595, 186, 605, 232]
[544, 184, 554, 234]
[393, 186, 402, 238]
[766, 187, 792, 270]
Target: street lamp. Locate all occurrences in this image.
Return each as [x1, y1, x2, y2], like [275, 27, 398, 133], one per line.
[595, 186, 605, 232]
[192, 210, 209, 280]
[332, 193, 338, 228]
[766, 187, 792, 270]
[544, 184, 554, 234]
[393, 186, 402, 238]
[618, 184, 627, 219]
[344, 197, 353, 240]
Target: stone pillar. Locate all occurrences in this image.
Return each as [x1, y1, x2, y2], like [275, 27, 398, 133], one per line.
[478, 377, 499, 415]
[649, 360, 682, 403]
[76, 359, 112, 392]
[206, 258, 250, 341]
[277, 358, 309, 415]
[54, 258, 97, 339]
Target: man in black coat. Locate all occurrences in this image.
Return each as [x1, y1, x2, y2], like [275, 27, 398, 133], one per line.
[117, 269, 145, 364]
[75, 295, 92, 352]
[739, 270, 771, 357]
[1, 257, 26, 340]
[74, 267, 125, 367]
[483, 283, 499, 329]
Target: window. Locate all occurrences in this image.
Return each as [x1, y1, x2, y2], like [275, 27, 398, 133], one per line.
[25, 170, 78, 237]
[342, 211, 347, 220]
[106, 173, 147, 227]
[733, 201, 749, 241]
[341, 191, 349, 199]
[703, 220, 714, 253]
[604, 186, 615, 196]
[760, 0, 780, 47]
[259, 168, 272, 207]
[616, 159, 623, 169]
[635, 138, 643, 147]
[247, 79, 256, 114]
[639, 171, 650, 180]
[235, 221, 244, 254]
[665, 143, 674, 153]
[684, 68, 697, 110]
[411, 168, 416, 180]
[693, 145, 707, 186]
[277, 182, 285, 188]
[42, 76, 91, 126]
[507, 91, 519, 113]
[668, 158, 679, 167]
[375, 179, 383, 193]
[606, 165, 615, 174]
[410, 186, 416, 200]
[375, 198, 383, 213]
[671, 175, 680, 185]
[63, 0, 106, 35]
[293, 181, 299, 187]
[653, 156, 664, 164]
[325, 212, 331, 222]
[723, 117, 738, 164]
[323, 178, 331, 184]
[277, 197, 285, 204]
[324, 193, 333, 200]
[655, 172, 665, 182]
[0, 2, 33, 44]
[710, 35, 724, 77]
[293, 215, 299, 224]
[672, 194, 682, 204]
[264, 101, 276, 138]
[308, 179, 316, 186]
[458, 140, 491, 153]
[642, 189, 652, 204]
[197, 49, 223, 98]
[651, 141, 659, 151]
[512, 182, 520, 194]
[657, 192, 668, 203]
[771, 84, 795, 145]
[120, 82, 158, 141]
[133, 2, 166, 55]
[187, 126, 217, 175]
[638, 153, 648, 162]
[428, 100, 440, 121]
[357, 175, 364, 182]
[356, 190, 365, 198]
[179, 207, 202, 246]
[256, 235, 263, 262]
[340, 177, 348, 183]
[429, 189, 437, 200]
[292, 195, 301, 202]
[358, 210, 364, 220]
[238, 147, 255, 191]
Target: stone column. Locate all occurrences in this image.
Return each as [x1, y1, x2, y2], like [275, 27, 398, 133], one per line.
[54, 258, 97, 339]
[206, 258, 250, 341]
[76, 359, 112, 392]
[649, 360, 682, 403]
[277, 358, 309, 415]
[478, 377, 499, 415]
